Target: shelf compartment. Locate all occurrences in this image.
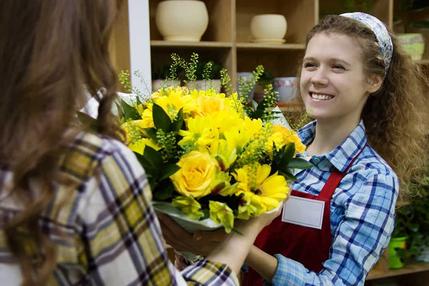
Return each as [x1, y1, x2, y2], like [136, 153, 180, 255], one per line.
[237, 49, 304, 77]
[149, 0, 233, 42]
[150, 46, 234, 81]
[236, 0, 317, 44]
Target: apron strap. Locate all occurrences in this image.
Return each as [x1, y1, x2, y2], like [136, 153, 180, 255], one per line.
[319, 144, 367, 200]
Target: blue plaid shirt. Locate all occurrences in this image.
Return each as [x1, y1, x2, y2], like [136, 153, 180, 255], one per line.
[272, 121, 398, 286]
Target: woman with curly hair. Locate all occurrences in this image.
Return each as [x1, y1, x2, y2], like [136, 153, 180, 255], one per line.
[0, 0, 278, 285]
[163, 12, 429, 286]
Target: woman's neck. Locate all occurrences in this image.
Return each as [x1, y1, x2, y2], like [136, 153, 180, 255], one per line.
[306, 118, 360, 156]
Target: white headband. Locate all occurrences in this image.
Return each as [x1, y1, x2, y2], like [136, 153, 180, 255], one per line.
[341, 12, 393, 72]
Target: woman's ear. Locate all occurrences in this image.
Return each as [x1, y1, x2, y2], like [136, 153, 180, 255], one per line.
[367, 74, 383, 94]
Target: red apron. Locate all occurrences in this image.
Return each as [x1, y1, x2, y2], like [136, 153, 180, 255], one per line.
[243, 149, 364, 285]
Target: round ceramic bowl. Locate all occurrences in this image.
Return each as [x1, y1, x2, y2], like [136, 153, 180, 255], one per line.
[250, 14, 287, 42]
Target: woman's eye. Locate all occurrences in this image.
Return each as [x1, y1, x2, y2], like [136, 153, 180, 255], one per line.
[332, 65, 345, 71]
[303, 62, 316, 69]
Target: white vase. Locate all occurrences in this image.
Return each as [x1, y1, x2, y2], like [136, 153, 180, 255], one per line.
[250, 14, 287, 44]
[186, 80, 221, 92]
[156, 0, 209, 42]
[274, 77, 297, 105]
[152, 79, 180, 92]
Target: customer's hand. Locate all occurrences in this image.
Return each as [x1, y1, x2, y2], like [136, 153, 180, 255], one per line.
[158, 214, 227, 256]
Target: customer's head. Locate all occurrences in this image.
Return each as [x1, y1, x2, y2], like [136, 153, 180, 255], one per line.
[0, 0, 122, 284]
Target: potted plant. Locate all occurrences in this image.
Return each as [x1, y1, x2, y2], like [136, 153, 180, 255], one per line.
[151, 64, 181, 91]
[390, 163, 429, 267]
[181, 52, 223, 92]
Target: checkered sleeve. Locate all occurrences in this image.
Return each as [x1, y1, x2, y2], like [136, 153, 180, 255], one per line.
[272, 172, 398, 286]
[77, 141, 238, 285]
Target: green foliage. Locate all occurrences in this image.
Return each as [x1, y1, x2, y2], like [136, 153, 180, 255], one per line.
[168, 53, 185, 81]
[220, 68, 232, 95]
[185, 52, 199, 81]
[393, 168, 429, 262]
[118, 70, 132, 93]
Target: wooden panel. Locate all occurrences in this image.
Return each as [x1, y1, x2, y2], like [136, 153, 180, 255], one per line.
[236, 50, 304, 77]
[204, 0, 233, 42]
[236, 0, 317, 43]
[110, 0, 130, 73]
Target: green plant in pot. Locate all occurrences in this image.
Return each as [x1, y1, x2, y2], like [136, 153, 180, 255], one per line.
[390, 165, 429, 267]
[405, 171, 429, 262]
[152, 64, 181, 91]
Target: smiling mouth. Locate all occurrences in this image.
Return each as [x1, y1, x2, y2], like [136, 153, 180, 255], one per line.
[310, 92, 334, 101]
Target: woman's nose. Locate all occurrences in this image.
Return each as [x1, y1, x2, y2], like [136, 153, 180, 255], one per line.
[310, 67, 329, 86]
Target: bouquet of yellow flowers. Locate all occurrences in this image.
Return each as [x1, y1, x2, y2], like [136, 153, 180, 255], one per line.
[119, 83, 309, 233]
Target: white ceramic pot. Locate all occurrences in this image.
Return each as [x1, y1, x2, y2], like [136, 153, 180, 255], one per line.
[274, 77, 297, 105]
[156, 0, 209, 42]
[152, 79, 180, 92]
[250, 14, 287, 43]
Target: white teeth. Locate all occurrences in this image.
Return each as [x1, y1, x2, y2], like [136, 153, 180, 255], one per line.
[311, 93, 333, 100]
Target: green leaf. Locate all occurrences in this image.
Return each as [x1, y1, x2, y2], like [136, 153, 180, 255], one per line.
[153, 180, 175, 201]
[159, 164, 180, 181]
[134, 152, 158, 177]
[283, 143, 296, 162]
[143, 146, 164, 168]
[144, 128, 158, 142]
[287, 158, 313, 169]
[172, 108, 184, 132]
[119, 99, 140, 120]
[279, 171, 297, 181]
[152, 103, 172, 131]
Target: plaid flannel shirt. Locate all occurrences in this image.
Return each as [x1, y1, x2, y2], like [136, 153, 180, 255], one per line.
[0, 132, 238, 285]
[271, 121, 398, 286]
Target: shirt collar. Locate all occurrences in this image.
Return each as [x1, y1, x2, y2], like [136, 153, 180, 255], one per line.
[298, 120, 368, 172]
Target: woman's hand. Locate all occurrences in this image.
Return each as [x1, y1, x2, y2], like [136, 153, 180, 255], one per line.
[158, 214, 227, 256]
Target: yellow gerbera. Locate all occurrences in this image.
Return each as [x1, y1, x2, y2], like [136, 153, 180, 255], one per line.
[233, 164, 289, 213]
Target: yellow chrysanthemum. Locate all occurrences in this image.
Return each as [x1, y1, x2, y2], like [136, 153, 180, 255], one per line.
[153, 86, 195, 119]
[266, 124, 306, 154]
[128, 138, 160, 155]
[208, 139, 237, 170]
[121, 120, 145, 144]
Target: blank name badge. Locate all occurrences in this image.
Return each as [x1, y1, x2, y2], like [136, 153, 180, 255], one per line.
[281, 195, 325, 229]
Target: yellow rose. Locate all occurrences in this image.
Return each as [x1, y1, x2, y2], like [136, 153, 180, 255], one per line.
[170, 151, 221, 198]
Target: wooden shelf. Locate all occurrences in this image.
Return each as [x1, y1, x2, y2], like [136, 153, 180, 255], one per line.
[236, 43, 306, 50]
[367, 263, 429, 281]
[151, 40, 233, 48]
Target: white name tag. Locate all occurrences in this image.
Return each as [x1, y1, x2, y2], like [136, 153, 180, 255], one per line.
[281, 195, 325, 229]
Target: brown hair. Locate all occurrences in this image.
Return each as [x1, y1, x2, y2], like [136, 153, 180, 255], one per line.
[0, 0, 122, 284]
[302, 15, 429, 197]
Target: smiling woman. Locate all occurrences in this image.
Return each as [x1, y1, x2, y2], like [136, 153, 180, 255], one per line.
[237, 12, 429, 286]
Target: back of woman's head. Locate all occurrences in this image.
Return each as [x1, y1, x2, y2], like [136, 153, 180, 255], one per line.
[0, 0, 121, 284]
[304, 15, 429, 196]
